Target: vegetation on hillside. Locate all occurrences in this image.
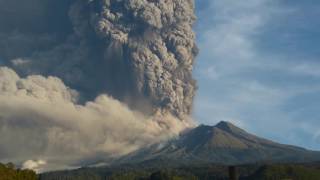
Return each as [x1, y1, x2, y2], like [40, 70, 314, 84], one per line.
[0, 162, 37, 180]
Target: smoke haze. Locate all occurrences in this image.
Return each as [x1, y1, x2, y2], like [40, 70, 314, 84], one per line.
[0, 0, 197, 171]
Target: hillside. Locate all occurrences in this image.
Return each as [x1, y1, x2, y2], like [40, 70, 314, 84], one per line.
[119, 121, 320, 166]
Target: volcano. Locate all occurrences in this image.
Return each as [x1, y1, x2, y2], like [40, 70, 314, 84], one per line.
[119, 121, 320, 167]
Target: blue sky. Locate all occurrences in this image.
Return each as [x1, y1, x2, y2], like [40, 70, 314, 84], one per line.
[193, 0, 320, 150]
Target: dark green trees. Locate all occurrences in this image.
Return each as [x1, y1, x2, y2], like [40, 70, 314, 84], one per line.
[0, 163, 37, 180]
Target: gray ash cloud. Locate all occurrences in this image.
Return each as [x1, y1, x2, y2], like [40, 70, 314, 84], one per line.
[1, 0, 198, 119]
[86, 0, 198, 118]
[0, 0, 198, 170]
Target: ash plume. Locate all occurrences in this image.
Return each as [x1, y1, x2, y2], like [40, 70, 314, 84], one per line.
[71, 0, 198, 118]
[0, 0, 198, 171]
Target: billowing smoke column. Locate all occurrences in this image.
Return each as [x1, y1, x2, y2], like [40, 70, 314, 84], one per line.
[0, 0, 198, 171]
[70, 0, 198, 118]
[1, 0, 198, 118]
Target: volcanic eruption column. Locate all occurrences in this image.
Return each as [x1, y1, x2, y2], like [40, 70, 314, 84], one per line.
[0, 0, 198, 170]
[69, 0, 198, 119]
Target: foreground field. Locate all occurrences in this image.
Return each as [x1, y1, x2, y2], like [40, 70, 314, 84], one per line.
[2, 162, 320, 180]
[39, 162, 320, 180]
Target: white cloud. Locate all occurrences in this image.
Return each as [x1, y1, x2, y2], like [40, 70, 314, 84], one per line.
[11, 58, 31, 66]
[22, 160, 46, 173]
[202, 66, 220, 80]
[290, 62, 320, 77]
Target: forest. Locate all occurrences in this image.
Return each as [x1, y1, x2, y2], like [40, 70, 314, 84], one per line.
[0, 163, 37, 180]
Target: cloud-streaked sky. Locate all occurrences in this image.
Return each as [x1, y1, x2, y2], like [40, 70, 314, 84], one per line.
[194, 0, 320, 150]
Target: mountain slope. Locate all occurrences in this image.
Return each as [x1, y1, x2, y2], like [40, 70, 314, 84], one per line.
[118, 121, 320, 167]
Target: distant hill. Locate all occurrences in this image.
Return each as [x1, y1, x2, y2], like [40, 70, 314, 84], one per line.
[118, 121, 320, 167]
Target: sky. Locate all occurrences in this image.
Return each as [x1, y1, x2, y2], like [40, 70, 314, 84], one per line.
[193, 0, 320, 150]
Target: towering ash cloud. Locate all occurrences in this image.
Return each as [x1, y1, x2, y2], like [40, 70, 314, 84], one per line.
[71, 0, 198, 117]
[0, 0, 197, 171]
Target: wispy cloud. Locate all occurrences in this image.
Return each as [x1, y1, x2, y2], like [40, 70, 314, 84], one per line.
[289, 62, 320, 78]
[314, 131, 320, 143]
[196, 0, 267, 78]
